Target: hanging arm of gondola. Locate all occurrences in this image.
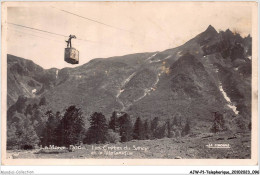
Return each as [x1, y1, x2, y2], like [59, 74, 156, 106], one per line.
[65, 34, 77, 48]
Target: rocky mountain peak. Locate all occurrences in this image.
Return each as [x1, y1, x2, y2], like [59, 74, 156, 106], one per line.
[205, 25, 218, 35]
[194, 25, 219, 46]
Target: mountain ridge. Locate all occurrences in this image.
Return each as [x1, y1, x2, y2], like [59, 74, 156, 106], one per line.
[7, 25, 252, 131]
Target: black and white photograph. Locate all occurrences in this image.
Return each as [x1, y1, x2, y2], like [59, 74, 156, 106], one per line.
[1, 1, 258, 165]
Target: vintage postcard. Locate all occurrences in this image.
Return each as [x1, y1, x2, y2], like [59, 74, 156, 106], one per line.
[1, 1, 258, 165]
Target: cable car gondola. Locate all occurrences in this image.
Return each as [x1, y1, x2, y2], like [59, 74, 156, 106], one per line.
[64, 34, 79, 64]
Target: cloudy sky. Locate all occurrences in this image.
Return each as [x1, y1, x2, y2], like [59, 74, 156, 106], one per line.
[6, 2, 253, 69]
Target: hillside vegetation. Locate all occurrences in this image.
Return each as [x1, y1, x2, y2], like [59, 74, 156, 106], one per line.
[6, 25, 252, 158]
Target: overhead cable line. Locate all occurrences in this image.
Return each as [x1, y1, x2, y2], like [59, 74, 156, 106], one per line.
[51, 6, 135, 34]
[7, 22, 96, 43]
[8, 22, 67, 37]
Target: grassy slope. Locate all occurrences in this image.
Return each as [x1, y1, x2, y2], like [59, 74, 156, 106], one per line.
[8, 131, 250, 159]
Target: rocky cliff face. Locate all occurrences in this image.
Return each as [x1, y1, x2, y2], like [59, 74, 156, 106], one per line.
[7, 25, 252, 130]
[7, 55, 58, 107]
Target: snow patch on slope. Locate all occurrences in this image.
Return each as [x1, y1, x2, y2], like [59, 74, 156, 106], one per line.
[149, 55, 172, 63]
[116, 72, 137, 110]
[56, 70, 59, 79]
[145, 52, 158, 61]
[134, 88, 150, 102]
[116, 89, 125, 98]
[219, 83, 239, 115]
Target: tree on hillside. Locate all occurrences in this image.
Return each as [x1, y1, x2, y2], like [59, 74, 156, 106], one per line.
[181, 118, 191, 136]
[172, 113, 182, 127]
[39, 97, 47, 106]
[32, 103, 38, 109]
[106, 129, 120, 143]
[108, 111, 119, 133]
[15, 96, 27, 114]
[151, 117, 159, 139]
[20, 118, 40, 149]
[210, 112, 227, 133]
[8, 114, 40, 149]
[31, 108, 46, 143]
[56, 106, 85, 146]
[172, 116, 177, 126]
[9, 111, 24, 123]
[177, 115, 182, 126]
[7, 123, 19, 149]
[235, 116, 246, 131]
[55, 111, 62, 121]
[144, 119, 152, 139]
[154, 124, 166, 139]
[166, 118, 173, 138]
[84, 112, 108, 144]
[43, 110, 61, 146]
[133, 117, 145, 140]
[13, 115, 26, 149]
[25, 104, 33, 116]
[248, 121, 251, 130]
[118, 113, 133, 142]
